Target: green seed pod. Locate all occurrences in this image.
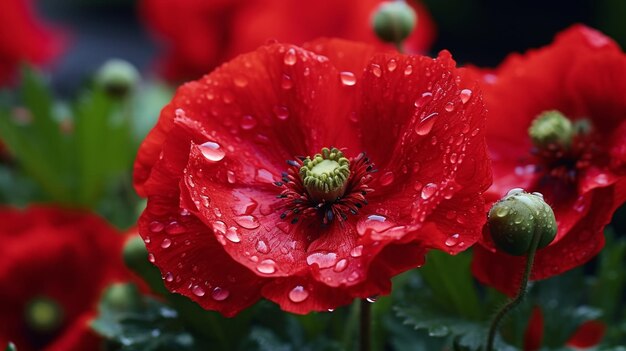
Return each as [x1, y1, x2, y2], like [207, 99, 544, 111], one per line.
[487, 188, 557, 256]
[528, 110, 574, 149]
[102, 283, 143, 312]
[95, 58, 140, 98]
[371, 1, 417, 44]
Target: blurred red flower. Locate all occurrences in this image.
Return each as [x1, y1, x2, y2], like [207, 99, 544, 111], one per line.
[133, 38, 491, 316]
[0, 206, 131, 351]
[523, 306, 606, 350]
[0, 0, 63, 85]
[139, 0, 436, 82]
[468, 25, 626, 294]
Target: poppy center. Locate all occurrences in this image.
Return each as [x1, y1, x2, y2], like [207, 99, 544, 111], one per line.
[276, 147, 376, 225]
[25, 297, 64, 334]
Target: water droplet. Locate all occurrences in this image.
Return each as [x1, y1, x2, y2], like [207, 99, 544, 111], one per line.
[415, 112, 438, 136]
[256, 240, 270, 254]
[444, 102, 455, 112]
[445, 233, 460, 247]
[370, 63, 382, 77]
[284, 48, 297, 66]
[255, 168, 275, 183]
[213, 221, 227, 235]
[334, 259, 348, 272]
[148, 253, 155, 263]
[165, 221, 186, 235]
[222, 91, 235, 104]
[281, 74, 293, 90]
[404, 65, 413, 75]
[327, 308, 335, 312]
[531, 191, 544, 199]
[460, 89, 472, 104]
[414, 92, 433, 109]
[288, 285, 309, 303]
[306, 252, 338, 269]
[387, 59, 397, 72]
[347, 271, 360, 282]
[199, 141, 226, 162]
[506, 188, 525, 196]
[380, 171, 394, 186]
[149, 221, 164, 233]
[211, 287, 229, 301]
[233, 76, 248, 88]
[234, 215, 260, 229]
[421, 183, 438, 199]
[240, 115, 257, 130]
[366, 296, 378, 303]
[227, 171, 236, 184]
[339, 71, 357, 86]
[273, 105, 289, 120]
[225, 227, 241, 243]
[192, 285, 205, 297]
[573, 196, 586, 213]
[257, 259, 277, 274]
[161, 238, 172, 248]
[495, 206, 509, 217]
[164, 272, 174, 282]
[350, 245, 363, 257]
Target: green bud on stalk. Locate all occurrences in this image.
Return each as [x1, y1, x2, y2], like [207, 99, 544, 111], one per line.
[371, 1, 416, 45]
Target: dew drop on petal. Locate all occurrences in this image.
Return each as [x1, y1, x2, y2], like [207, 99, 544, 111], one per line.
[288, 285, 309, 303]
[444, 102, 455, 112]
[370, 63, 382, 77]
[233, 76, 248, 87]
[404, 65, 413, 75]
[234, 215, 260, 229]
[387, 58, 397, 72]
[306, 252, 338, 269]
[161, 238, 172, 248]
[225, 226, 241, 243]
[281, 74, 293, 90]
[192, 285, 205, 297]
[211, 287, 229, 301]
[350, 245, 363, 258]
[284, 48, 297, 66]
[421, 183, 438, 199]
[227, 171, 236, 184]
[212, 221, 227, 235]
[165, 221, 186, 235]
[148, 253, 155, 263]
[414, 92, 433, 109]
[334, 258, 348, 272]
[199, 141, 225, 162]
[415, 112, 438, 136]
[460, 89, 472, 104]
[366, 296, 378, 303]
[445, 233, 460, 247]
[380, 171, 394, 186]
[255, 240, 270, 254]
[273, 105, 289, 120]
[339, 71, 357, 86]
[257, 259, 277, 274]
[149, 221, 164, 233]
[164, 272, 174, 282]
[240, 115, 257, 130]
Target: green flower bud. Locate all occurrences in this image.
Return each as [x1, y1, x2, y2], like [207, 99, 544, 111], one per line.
[528, 110, 574, 149]
[371, 1, 416, 44]
[24, 297, 64, 333]
[102, 283, 143, 312]
[95, 59, 140, 98]
[487, 189, 557, 256]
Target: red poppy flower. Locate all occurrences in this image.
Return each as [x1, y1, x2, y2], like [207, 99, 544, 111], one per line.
[133, 38, 491, 316]
[0, 206, 131, 351]
[140, 0, 435, 82]
[0, 0, 63, 85]
[523, 306, 606, 350]
[468, 25, 626, 295]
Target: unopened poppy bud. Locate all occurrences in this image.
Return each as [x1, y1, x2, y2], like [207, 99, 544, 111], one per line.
[95, 58, 140, 98]
[24, 297, 64, 333]
[528, 110, 574, 149]
[371, 1, 416, 44]
[488, 189, 557, 256]
[102, 283, 143, 312]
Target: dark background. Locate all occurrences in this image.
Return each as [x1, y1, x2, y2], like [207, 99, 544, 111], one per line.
[36, 0, 626, 95]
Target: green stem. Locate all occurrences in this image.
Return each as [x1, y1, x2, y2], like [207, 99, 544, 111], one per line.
[486, 230, 542, 351]
[360, 299, 371, 351]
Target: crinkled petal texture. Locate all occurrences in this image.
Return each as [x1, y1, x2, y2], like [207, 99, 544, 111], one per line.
[468, 25, 626, 295]
[140, 0, 435, 82]
[0, 0, 64, 84]
[134, 39, 491, 316]
[0, 206, 130, 351]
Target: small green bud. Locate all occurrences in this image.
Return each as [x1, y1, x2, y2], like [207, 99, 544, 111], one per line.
[95, 59, 140, 98]
[488, 188, 557, 256]
[102, 283, 143, 312]
[24, 297, 64, 333]
[528, 110, 574, 149]
[371, 1, 417, 44]
[5, 342, 17, 351]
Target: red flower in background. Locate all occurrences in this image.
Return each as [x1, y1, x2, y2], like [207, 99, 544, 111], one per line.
[0, 206, 131, 351]
[140, 0, 435, 82]
[133, 38, 491, 316]
[0, 0, 63, 85]
[469, 25, 626, 294]
[523, 306, 606, 350]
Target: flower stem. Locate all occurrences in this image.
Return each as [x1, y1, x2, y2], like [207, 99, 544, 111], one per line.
[486, 230, 542, 351]
[360, 299, 371, 351]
